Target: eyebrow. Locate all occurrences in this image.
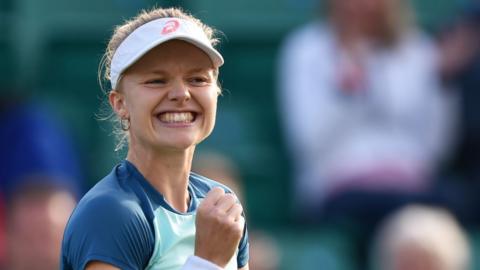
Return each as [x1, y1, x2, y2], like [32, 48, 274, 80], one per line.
[149, 70, 168, 75]
[187, 67, 214, 74]
[149, 67, 214, 75]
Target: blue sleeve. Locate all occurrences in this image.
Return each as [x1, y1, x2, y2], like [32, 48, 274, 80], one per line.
[237, 218, 249, 268]
[61, 194, 155, 270]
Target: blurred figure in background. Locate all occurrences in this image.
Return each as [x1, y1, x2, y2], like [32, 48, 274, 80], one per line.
[278, 0, 455, 223]
[6, 182, 76, 270]
[0, 98, 83, 196]
[193, 151, 280, 270]
[371, 204, 471, 270]
[438, 0, 480, 224]
[0, 193, 5, 270]
[0, 97, 82, 269]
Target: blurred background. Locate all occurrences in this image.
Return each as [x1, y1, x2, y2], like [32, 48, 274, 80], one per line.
[1, 0, 480, 269]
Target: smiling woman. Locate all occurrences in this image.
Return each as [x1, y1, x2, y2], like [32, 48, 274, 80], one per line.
[60, 7, 249, 270]
[112, 40, 219, 155]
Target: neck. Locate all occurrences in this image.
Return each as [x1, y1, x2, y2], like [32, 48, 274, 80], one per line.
[126, 143, 195, 213]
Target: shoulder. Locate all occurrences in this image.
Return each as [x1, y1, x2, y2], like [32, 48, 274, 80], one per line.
[65, 164, 155, 235]
[403, 29, 437, 49]
[278, 20, 334, 70]
[72, 167, 143, 221]
[280, 21, 332, 54]
[397, 29, 439, 62]
[285, 20, 329, 43]
[188, 172, 235, 199]
[62, 165, 155, 270]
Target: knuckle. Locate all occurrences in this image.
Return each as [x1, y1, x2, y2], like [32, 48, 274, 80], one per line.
[215, 216, 224, 225]
[221, 218, 232, 227]
[234, 203, 243, 213]
[238, 215, 245, 223]
[198, 203, 211, 214]
[223, 194, 236, 206]
[224, 193, 235, 200]
[211, 187, 225, 196]
[211, 208, 224, 218]
[238, 217, 246, 227]
[232, 224, 243, 236]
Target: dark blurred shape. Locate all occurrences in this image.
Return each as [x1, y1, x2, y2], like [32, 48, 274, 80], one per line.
[439, 1, 480, 183]
[6, 182, 76, 270]
[0, 99, 83, 197]
[371, 204, 471, 270]
[0, 193, 5, 269]
[0, 96, 82, 270]
[248, 230, 280, 270]
[278, 0, 455, 224]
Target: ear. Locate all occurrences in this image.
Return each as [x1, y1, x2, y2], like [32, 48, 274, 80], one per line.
[109, 90, 129, 119]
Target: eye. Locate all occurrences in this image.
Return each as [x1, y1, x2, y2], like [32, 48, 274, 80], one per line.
[188, 76, 210, 86]
[145, 78, 167, 85]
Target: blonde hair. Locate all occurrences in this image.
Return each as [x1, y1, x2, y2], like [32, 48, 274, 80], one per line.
[325, 0, 415, 47]
[373, 204, 471, 270]
[98, 7, 221, 152]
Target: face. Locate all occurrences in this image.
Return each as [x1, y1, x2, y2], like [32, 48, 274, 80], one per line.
[330, 0, 396, 33]
[8, 189, 76, 270]
[110, 40, 219, 153]
[391, 243, 442, 270]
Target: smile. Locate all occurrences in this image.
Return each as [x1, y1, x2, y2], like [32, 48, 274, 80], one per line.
[158, 112, 196, 124]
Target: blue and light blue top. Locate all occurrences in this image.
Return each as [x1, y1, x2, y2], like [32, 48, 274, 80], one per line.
[61, 160, 249, 270]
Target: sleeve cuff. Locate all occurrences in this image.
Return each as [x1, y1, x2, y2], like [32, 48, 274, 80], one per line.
[181, 256, 223, 270]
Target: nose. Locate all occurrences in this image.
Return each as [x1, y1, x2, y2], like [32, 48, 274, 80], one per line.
[167, 80, 191, 103]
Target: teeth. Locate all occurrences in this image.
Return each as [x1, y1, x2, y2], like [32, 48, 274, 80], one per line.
[159, 112, 194, 123]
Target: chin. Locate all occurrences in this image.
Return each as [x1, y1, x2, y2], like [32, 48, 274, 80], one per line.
[154, 137, 200, 151]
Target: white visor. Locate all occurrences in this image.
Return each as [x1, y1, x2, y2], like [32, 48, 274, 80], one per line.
[110, 17, 224, 89]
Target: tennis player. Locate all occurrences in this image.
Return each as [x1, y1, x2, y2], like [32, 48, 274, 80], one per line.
[60, 7, 249, 270]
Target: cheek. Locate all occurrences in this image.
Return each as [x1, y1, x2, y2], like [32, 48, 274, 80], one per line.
[200, 91, 218, 126]
[206, 92, 218, 117]
[125, 92, 156, 118]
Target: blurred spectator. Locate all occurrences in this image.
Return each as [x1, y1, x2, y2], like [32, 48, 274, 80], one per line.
[248, 230, 280, 270]
[0, 99, 83, 197]
[439, 2, 480, 183]
[371, 204, 471, 270]
[425, 1, 480, 226]
[278, 0, 456, 222]
[6, 182, 76, 270]
[193, 151, 281, 270]
[0, 193, 5, 269]
[0, 97, 82, 269]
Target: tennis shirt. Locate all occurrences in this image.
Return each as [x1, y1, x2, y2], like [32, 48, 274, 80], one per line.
[61, 160, 249, 270]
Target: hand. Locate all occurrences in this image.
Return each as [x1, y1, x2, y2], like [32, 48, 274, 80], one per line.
[195, 187, 245, 268]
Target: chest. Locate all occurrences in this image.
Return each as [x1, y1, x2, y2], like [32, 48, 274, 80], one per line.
[145, 207, 237, 270]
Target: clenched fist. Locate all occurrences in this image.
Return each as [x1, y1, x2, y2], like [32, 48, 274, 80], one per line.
[195, 187, 245, 268]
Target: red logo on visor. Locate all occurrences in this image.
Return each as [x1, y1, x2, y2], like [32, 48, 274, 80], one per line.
[161, 20, 180, 35]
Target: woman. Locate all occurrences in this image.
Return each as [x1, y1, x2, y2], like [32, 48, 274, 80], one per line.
[278, 0, 455, 220]
[61, 7, 249, 270]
